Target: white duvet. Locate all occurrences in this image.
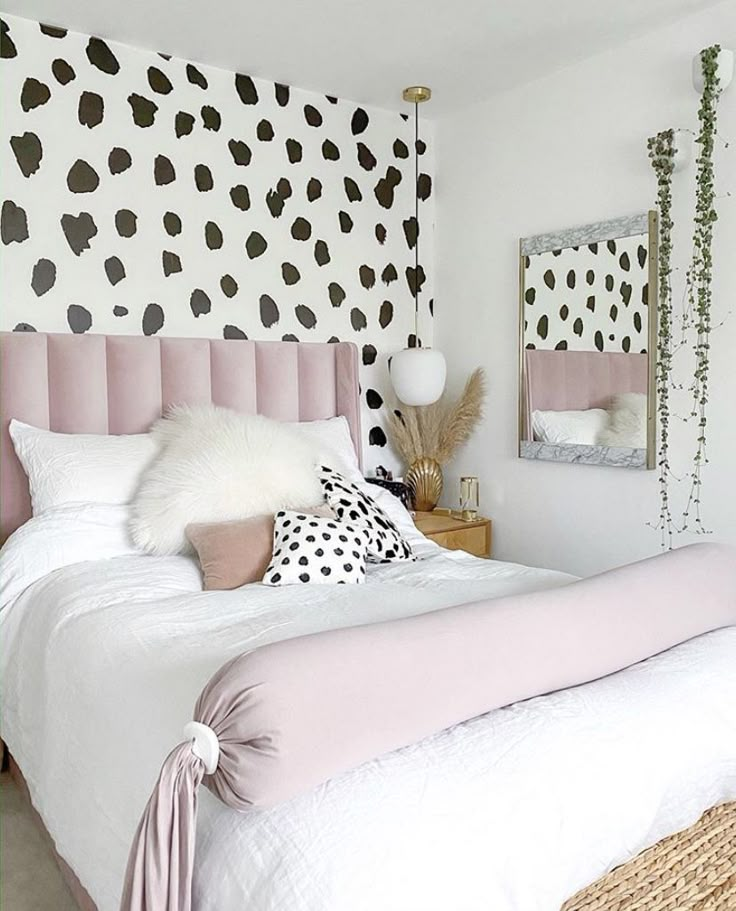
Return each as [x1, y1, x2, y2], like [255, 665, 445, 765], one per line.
[1, 501, 735, 911]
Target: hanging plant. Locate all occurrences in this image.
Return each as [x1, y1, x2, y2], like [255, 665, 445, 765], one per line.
[646, 128, 676, 548]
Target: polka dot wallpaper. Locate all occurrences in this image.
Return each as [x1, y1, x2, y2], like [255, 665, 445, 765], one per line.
[0, 13, 435, 469]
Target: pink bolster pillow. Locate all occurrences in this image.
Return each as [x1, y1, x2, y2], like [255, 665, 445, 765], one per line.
[121, 543, 736, 911]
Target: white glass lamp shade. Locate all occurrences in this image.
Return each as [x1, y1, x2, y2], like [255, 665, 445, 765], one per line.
[390, 348, 447, 406]
[692, 48, 734, 93]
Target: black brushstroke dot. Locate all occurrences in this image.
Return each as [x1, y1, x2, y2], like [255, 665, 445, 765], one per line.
[405, 265, 425, 297]
[357, 142, 376, 171]
[142, 303, 164, 335]
[366, 389, 383, 409]
[205, 221, 223, 250]
[13, 324, 36, 332]
[257, 119, 274, 141]
[128, 94, 158, 127]
[638, 245, 647, 269]
[607, 240, 617, 255]
[115, 209, 137, 237]
[566, 269, 576, 289]
[60, 212, 96, 254]
[291, 217, 311, 240]
[158, 53, 171, 61]
[307, 178, 322, 201]
[417, 173, 432, 201]
[113, 305, 128, 317]
[327, 336, 340, 344]
[605, 274, 614, 292]
[587, 295, 596, 312]
[86, 38, 119, 74]
[359, 265, 375, 289]
[148, 66, 172, 94]
[381, 263, 397, 285]
[276, 177, 292, 200]
[266, 190, 284, 218]
[190, 289, 211, 317]
[260, 294, 279, 327]
[351, 308, 367, 331]
[537, 314, 549, 340]
[374, 166, 401, 208]
[228, 139, 251, 166]
[224, 325, 247, 340]
[282, 263, 300, 285]
[393, 139, 408, 158]
[282, 334, 299, 343]
[230, 185, 250, 210]
[40, 23, 67, 37]
[543, 269, 555, 290]
[314, 239, 330, 266]
[245, 231, 267, 258]
[31, 258, 56, 296]
[610, 304, 618, 322]
[275, 83, 289, 106]
[52, 58, 75, 84]
[201, 105, 221, 131]
[344, 177, 362, 202]
[286, 138, 302, 163]
[339, 211, 353, 233]
[195, 164, 213, 191]
[67, 159, 99, 193]
[295, 304, 317, 329]
[620, 282, 632, 306]
[322, 140, 340, 161]
[525, 287, 536, 305]
[21, 78, 50, 112]
[634, 311, 642, 333]
[619, 251, 630, 271]
[162, 251, 182, 276]
[362, 344, 377, 366]
[622, 336, 631, 353]
[555, 340, 568, 350]
[369, 427, 386, 447]
[235, 74, 258, 104]
[559, 304, 569, 321]
[175, 111, 195, 138]
[67, 304, 92, 333]
[351, 108, 368, 135]
[588, 242, 598, 254]
[595, 331, 604, 352]
[186, 64, 207, 89]
[642, 283, 649, 306]
[220, 275, 238, 298]
[304, 104, 322, 127]
[609, 334, 615, 342]
[573, 317, 583, 336]
[163, 211, 181, 236]
[10, 132, 42, 177]
[2, 19, 17, 58]
[375, 223, 386, 244]
[586, 269, 595, 285]
[78, 91, 104, 128]
[154, 154, 175, 185]
[403, 217, 418, 250]
[108, 147, 131, 174]
[416, 138, 426, 155]
[552, 249, 562, 257]
[379, 300, 393, 328]
[328, 282, 345, 307]
[104, 256, 125, 286]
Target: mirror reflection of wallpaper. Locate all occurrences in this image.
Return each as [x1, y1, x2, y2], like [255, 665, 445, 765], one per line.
[0, 13, 435, 470]
[523, 235, 648, 353]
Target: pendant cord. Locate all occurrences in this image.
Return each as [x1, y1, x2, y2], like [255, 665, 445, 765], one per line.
[414, 100, 420, 347]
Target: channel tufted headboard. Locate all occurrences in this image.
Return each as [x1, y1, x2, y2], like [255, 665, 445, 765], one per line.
[0, 333, 362, 542]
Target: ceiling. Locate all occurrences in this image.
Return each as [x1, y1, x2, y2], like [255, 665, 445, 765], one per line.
[4, 0, 720, 115]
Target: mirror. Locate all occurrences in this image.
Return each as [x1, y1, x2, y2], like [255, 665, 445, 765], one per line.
[518, 212, 658, 469]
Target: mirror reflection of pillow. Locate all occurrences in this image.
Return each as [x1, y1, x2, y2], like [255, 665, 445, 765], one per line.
[532, 408, 609, 445]
[598, 393, 648, 449]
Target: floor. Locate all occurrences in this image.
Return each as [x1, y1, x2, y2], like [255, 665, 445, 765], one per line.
[1, 772, 78, 910]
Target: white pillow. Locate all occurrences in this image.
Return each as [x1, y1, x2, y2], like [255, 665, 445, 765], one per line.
[290, 416, 362, 483]
[262, 510, 369, 586]
[9, 420, 158, 515]
[130, 405, 324, 555]
[531, 408, 609, 446]
[599, 393, 647, 448]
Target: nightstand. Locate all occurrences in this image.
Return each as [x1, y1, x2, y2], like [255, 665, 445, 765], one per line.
[413, 511, 492, 558]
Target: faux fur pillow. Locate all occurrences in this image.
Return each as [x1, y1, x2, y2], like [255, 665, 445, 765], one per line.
[598, 393, 648, 449]
[130, 405, 323, 555]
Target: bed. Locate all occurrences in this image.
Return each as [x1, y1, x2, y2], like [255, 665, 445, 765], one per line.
[1, 331, 735, 911]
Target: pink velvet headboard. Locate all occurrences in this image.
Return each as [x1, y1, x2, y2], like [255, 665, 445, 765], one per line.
[523, 349, 649, 440]
[0, 333, 362, 542]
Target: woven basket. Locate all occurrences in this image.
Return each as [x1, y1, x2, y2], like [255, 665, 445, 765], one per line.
[562, 801, 736, 911]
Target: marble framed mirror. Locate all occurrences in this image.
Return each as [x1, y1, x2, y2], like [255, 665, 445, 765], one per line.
[518, 211, 658, 469]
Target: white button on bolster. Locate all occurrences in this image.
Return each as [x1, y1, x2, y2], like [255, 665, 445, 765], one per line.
[183, 721, 219, 775]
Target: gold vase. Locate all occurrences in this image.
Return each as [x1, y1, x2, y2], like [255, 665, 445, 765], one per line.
[406, 458, 443, 511]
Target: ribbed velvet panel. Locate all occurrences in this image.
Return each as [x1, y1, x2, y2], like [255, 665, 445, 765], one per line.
[0, 334, 361, 541]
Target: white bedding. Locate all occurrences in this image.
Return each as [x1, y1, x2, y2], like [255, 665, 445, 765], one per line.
[2, 503, 735, 911]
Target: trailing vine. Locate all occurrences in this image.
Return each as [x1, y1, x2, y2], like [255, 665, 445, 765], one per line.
[646, 129, 676, 548]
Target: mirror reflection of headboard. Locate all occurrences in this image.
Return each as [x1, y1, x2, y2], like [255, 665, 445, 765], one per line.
[522, 349, 649, 441]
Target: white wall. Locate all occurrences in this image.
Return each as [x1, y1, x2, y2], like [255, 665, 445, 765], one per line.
[435, 0, 736, 576]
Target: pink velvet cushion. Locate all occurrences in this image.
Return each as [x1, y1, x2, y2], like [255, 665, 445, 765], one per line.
[187, 507, 333, 590]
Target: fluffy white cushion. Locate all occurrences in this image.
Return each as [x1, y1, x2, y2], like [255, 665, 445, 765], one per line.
[532, 408, 609, 446]
[290, 417, 362, 483]
[9, 420, 157, 515]
[130, 406, 323, 555]
[262, 510, 369, 586]
[599, 393, 648, 449]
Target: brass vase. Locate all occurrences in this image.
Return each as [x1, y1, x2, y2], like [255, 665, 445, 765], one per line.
[406, 457, 443, 511]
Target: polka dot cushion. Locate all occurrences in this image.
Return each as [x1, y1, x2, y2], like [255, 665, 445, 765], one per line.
[318, 465, 414, 564]
[263, 510, 369, 586]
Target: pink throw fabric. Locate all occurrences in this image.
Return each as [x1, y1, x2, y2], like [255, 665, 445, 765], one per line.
[120, 543, 736, 911]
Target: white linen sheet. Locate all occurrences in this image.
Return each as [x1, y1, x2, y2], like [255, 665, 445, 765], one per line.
[1, 505, 735, 911]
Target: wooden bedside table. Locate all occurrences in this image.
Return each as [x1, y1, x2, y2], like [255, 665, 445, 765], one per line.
[413, 511, 492, 558]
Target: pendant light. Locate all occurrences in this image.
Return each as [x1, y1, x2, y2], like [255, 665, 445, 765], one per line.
[389, 86, 446, 407]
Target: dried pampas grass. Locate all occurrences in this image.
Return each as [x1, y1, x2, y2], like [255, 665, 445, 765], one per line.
[387, 368, 486, 467]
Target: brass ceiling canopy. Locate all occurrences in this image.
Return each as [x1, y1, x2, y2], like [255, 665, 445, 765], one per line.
[402, 85, 432, 104]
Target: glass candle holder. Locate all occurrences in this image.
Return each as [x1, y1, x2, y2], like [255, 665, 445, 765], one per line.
[459, 476, 479, 521]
